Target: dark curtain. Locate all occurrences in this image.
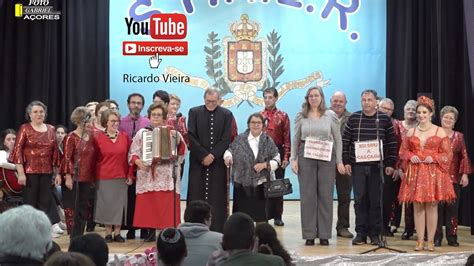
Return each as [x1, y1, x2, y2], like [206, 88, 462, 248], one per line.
[0, 0, 109, 130]
[387, 0, 473, 233]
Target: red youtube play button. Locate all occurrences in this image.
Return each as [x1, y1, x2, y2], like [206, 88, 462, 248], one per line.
[123, 43, 137, 54]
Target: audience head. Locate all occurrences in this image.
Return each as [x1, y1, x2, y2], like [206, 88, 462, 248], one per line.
[0, 129, 16, 151]
[0, 205, 52, 261]
[68, 233, 109, 266]
[153, 90, 170, 105]
[44, 241, 61, 262]
[44, 251, 95, 266]
[25, 100, 47, 123]
[184, 200, 212, 227]
[378, 98, 395, 117]
[222, 212, 255, 251]
[157, 228, 187, 266]
[204, 88, 221, 112]
[466, 253, 474, 266]
[255, 223, 292, 264]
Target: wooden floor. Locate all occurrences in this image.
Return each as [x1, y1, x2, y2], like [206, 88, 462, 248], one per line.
[56, 201, 474, 257]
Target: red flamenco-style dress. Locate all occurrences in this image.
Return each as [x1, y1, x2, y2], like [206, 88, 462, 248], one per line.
[398, 128, 456, 203]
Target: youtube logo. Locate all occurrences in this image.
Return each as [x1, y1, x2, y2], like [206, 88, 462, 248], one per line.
[124, 43, 137, 54]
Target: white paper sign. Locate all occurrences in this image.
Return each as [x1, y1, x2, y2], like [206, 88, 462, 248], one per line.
[303, 138, 333, 161]
[355, 139, 383, 163]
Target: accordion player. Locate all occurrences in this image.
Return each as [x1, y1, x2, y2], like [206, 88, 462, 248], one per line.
[142, 126, 179, 165]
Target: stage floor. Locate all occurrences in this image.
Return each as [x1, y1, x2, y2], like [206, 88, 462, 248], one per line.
[56, 201, 473, 258]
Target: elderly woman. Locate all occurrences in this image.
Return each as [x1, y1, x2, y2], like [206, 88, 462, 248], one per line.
[290, 87, 345, 246]
[0, 205, 53, 265]
[60, 107, 97, 238]
[224, 112, 280, 223]
[8, 101, 61, 228]
[434, 106, 472, 247]
[129, 103, 186, 239]
[398, 96, 456, 251]
[94, 109, 132, 243]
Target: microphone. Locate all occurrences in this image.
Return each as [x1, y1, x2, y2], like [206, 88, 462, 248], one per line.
[83, 113, 92, 123]
[176, 112, 183, 118]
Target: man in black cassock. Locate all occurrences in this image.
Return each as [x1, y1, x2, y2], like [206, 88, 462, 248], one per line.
[187, 88, 233, 232]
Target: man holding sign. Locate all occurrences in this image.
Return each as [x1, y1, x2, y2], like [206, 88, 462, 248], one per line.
[342, 89, 397, 246]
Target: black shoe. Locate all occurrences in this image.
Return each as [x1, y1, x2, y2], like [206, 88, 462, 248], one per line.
[145, 230, 156, 242]
[126, 230, 136, 239]
[85, 226, 95, 232]
[434, 239, 442, 247]
[447, 240, 459, 246]
[319, 239, 329, 246]
[105, 234, 113, 243]
[370, 235, 381, 246]
[140, 229, 149, 239]
[114, 234, 125, 242]
[274, 219, 285, 226]
[305, 239, 315, 246]
[352, 235, 367, 245]
[383, 229, 394, 237]
[401, 231, 413, 240]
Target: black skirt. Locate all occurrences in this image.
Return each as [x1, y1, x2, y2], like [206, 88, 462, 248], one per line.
[233, 183, 267, 222]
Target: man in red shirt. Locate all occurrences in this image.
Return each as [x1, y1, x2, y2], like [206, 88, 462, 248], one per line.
[261, 87, 291, 226]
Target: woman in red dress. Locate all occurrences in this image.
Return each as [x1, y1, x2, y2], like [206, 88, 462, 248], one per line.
[129, 103, 186, 240]
[434, 106, 472, 246]
[398, 96, 456, 251]
[60, 106, 97, 238]
[8, 101, 61, 225]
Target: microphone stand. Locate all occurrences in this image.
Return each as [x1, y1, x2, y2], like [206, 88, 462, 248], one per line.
[361, 110, 405, 254]
[71, 116, 89, 238]
[172, 115, 181, 228]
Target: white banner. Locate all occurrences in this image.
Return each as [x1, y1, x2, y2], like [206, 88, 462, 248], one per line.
[303, 138, 333, 162]
[355, 140, 383, 163]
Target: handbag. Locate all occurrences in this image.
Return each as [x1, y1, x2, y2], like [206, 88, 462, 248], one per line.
[263, 177, 293, 198]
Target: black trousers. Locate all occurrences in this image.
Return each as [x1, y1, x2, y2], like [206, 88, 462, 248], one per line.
[23, 173, 60, 224]
[383, 175, 400, 231]
[125, 183, 137, 231]
[70, 182, 94, 238]
[335, 170, 352, 230]
[266, 146, 285, 220]
[436, 184, 462, 241]
[352, 164, 382, 237]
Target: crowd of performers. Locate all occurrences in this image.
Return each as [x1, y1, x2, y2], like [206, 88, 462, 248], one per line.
[0, 87, 471, 252]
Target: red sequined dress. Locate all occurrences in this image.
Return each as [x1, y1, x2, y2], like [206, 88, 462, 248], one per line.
[398, 127, 456, 203]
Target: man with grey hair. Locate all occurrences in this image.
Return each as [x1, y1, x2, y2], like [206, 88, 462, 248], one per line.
[0, 205, 52, 264]
[187, 88, 234, 233]
[330, 91, 354, 238]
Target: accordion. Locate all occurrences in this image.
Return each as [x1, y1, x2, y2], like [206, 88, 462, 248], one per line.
[142, 127, 177, 165]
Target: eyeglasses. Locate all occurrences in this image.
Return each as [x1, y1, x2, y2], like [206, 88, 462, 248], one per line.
[150, 113, 163, 117]
[108, 120, 120, 124]
[129, 101, 143, 105]
[250, 121, 263, 125]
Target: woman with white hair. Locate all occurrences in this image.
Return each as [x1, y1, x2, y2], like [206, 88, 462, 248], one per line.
[0, 205, 53, 265]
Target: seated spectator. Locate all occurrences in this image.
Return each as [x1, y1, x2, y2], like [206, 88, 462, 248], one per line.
[255, 223, 293, 265]
[178, 200, 222, 266]
[157, 228, 187, 266]
[44, 241, 61, 262]
[0, 205, 52, 265]
[68, 233, 109, 266]
[44, 251, 94, 266]
[217, 212, 285, 266]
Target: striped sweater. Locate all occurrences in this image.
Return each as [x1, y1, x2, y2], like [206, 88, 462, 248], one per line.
[342, 110, 398, 167]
